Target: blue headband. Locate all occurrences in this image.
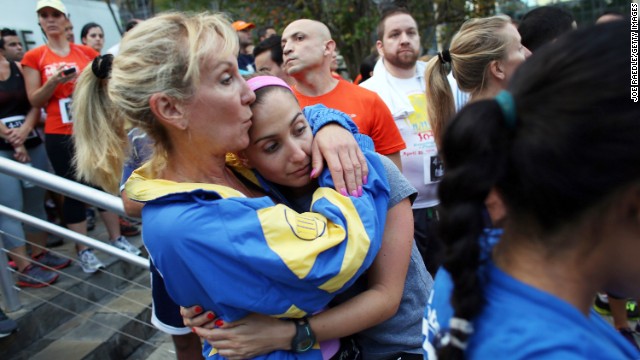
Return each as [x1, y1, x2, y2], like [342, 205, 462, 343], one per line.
[495, 90, 517, 129]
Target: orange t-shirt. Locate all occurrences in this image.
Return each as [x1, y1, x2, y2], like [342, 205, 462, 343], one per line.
[293, 79, 406, 155]
[22, 44, 98, 135]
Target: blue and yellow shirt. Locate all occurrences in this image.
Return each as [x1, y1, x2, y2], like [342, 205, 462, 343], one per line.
[126, 109, 389, 359]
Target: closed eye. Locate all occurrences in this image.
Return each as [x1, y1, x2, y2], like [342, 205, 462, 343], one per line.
[294, 124, 308, 136]
[264, 141, 280, 153]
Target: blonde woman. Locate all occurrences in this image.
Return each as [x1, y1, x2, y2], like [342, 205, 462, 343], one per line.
[425, 15, 531, 147]
[71, 12, 392, 360]
[22, 0, 139, 273]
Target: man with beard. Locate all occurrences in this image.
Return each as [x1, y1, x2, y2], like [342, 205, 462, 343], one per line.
[360, 7, 442, 276]
[281, 19, 405, 170]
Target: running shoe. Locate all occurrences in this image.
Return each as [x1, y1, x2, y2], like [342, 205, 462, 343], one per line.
[16, 264, 59, 288]
[628, 301, 640, 320]
[0, 309, 17, 338]
[112, 236, 142, 256]
[594, 293, 610, 315]
[78, 249, 105, 273]
[32, 251, 71, 270]
[593, 294, 640, 319]
[119, 217, 140, 236]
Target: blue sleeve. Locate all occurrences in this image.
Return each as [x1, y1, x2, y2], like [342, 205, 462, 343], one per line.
[140, 153, 389, 310]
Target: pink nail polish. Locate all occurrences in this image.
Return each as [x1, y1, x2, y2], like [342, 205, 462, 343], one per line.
[351, 190, 358, 197]
[358, 186, 363, 197]
[215, 319, 224, 327]
[194, 306, 202, 314]
[340, 188, 348, 196]
[363, 176, 368, 185]
[207, 313, 215, 320]
[310, 169, 318, 178]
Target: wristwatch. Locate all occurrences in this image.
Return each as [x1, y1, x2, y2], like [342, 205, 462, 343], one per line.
[291, 317, 316, 353]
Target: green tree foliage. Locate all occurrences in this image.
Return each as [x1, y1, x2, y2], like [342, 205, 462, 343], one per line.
[434, 0, 467, 49]
[245, 0, 444, 79]
[473, 0, 495, 17]
[150, 0, 443, 80]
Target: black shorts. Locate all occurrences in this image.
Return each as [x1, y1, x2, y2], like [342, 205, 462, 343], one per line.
[150, 260, 191, 335]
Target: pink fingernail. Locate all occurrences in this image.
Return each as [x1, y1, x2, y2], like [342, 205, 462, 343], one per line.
[340, 188, 348, 196]
[215, 319, 224, 327]
[363, 176, 368, 185]
[194, 306, 202, 313]
[351, 190, 358, 197]
[207, 313, 215, 320]
[310, 169, 318, 178]
[358, 186, 362, 197]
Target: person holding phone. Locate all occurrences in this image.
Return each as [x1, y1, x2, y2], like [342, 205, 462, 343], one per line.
[22, 0, 139, 272]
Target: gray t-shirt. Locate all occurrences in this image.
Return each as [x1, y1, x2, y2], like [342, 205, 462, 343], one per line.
[332, 155, 434, 360]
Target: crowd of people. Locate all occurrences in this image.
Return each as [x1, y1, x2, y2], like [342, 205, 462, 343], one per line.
[0, 0, 637, 359]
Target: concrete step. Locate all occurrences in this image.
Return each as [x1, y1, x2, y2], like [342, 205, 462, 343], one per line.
[126, 331, 177, 360]
[0, 216, 173, 358]
[0, 260, 159, 359]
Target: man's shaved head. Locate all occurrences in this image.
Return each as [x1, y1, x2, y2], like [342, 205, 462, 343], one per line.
[281, 19, 336, 78]
[284, 19, 332, 42]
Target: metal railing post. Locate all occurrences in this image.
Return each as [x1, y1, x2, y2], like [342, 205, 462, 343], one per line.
[0, 233, 21, 312]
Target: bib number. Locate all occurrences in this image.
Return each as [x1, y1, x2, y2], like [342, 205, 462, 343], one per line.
[1, 115, 38, 143]
[59, 98, 73, 124]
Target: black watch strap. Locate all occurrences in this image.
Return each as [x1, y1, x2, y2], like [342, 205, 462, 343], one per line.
[291, 317, 316, 353]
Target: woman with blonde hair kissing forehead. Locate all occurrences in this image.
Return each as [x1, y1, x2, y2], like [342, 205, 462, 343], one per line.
[72, 11, 392, 360]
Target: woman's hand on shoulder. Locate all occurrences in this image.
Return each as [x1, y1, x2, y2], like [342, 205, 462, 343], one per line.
[312, 124, 368, 196]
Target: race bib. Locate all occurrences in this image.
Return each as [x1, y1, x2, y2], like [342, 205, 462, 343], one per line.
[424, 153, 444, 185]
[59, 98, 73, 124]
[1, 115, 39, 143]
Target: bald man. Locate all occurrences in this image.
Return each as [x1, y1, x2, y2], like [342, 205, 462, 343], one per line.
[282, 19, 405, 169]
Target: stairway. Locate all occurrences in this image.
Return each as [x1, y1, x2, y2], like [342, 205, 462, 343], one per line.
[0, 219, 176, 359]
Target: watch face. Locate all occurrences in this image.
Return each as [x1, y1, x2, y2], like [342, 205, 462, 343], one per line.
[297, 338, 313, 352]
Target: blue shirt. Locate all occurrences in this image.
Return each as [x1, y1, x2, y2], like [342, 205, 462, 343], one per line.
[125, 105, 391, 360]
[423, 230, 640, 359]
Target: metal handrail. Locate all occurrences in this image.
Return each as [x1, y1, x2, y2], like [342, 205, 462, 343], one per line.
[0, 157, 124, 215]
[0, 205, 148, 269]
[0, 157, 149, 310]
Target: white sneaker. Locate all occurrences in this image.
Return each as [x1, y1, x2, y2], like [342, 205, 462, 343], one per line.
[78, 249, 105, 273]
[112, 236, 141, 256]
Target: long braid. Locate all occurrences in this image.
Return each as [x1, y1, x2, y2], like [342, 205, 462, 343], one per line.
[436, 101, 511, 359]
